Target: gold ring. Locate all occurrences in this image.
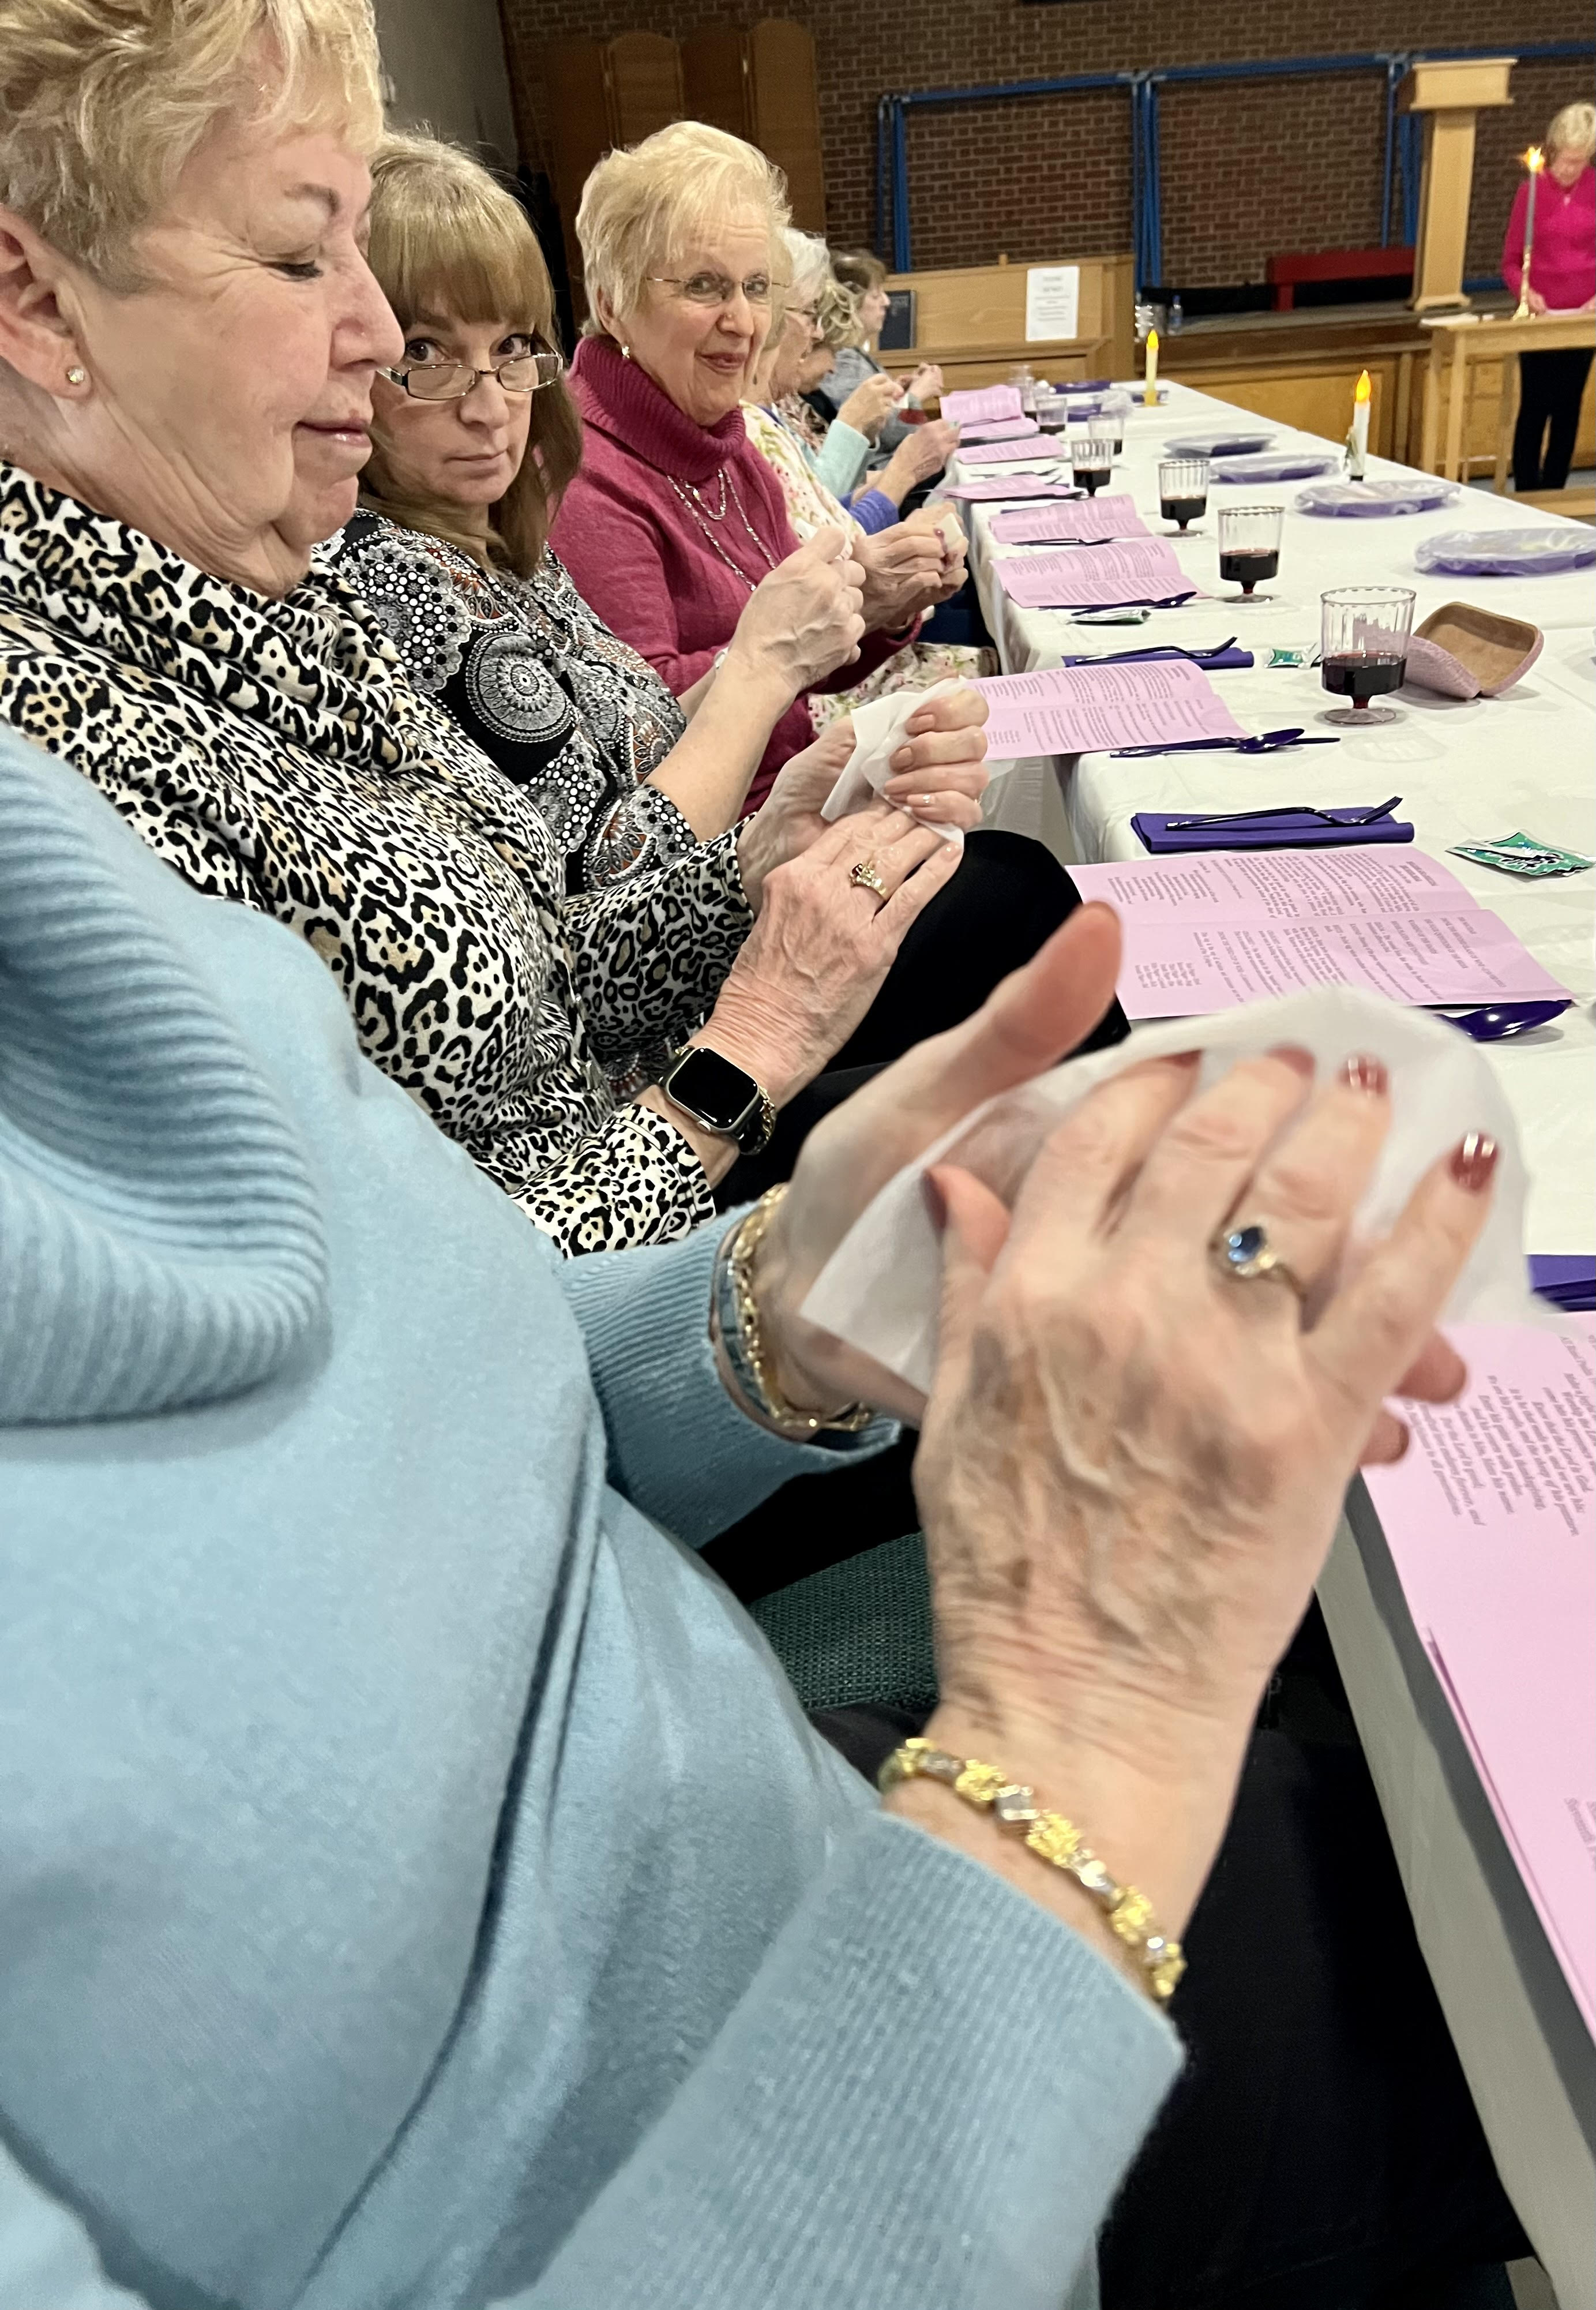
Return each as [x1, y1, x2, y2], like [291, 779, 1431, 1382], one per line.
[1211, 1222, 1307, 1302]
[850, 857, 888, 898]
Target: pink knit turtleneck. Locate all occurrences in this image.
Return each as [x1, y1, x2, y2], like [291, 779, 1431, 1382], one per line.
[550, 336, 896, 810]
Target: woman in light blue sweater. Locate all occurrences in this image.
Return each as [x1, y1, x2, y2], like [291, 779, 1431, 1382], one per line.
[0, 6, 1514, 2304]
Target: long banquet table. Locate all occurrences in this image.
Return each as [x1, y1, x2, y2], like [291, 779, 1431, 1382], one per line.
[951, 382, 1596, 2308]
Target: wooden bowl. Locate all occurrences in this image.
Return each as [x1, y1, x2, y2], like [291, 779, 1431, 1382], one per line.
[1403, 602, 1544, 699]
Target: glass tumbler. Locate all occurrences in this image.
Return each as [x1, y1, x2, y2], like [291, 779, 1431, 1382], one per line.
[1102, 389, 1132, 453]
[1319, 587, 1415, 726]
[1216, 503, 1285, 602]
[1158, 457, 1210, 531]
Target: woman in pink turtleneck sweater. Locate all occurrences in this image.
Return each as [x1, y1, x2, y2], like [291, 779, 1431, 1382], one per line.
[1500, 100, 1595, 493]
[550, 126, 963, 812]
[555, 335, 910, 811]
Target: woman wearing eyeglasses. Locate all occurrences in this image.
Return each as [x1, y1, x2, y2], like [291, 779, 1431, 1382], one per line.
[335, 135, 920, 895]
[550, 122, 968, 815]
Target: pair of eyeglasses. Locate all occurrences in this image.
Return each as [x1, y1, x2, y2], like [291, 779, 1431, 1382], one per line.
[379, 348, 564, 402]
[646, 271, 773, 308]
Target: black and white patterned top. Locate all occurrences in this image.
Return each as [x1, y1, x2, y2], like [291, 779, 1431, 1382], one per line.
[0, 462, 749, 1254]
[328, 511, 698, 894]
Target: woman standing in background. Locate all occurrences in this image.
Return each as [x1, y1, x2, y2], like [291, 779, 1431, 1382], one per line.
[1501, 100, 1595, 494]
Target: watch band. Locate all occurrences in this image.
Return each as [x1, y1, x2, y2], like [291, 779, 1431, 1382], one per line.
[659, 1046, 776, 1157]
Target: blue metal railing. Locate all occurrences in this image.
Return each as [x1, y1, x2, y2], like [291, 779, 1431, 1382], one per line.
[873, 38, 1596, 287]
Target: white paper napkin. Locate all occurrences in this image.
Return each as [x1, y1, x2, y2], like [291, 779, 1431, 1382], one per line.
[802, 984, 1548, 1397]
[821, 678, 1009, 844]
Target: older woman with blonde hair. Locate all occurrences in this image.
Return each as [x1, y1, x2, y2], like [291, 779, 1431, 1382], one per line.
[0, 11, 1533, 2308]
[551, 122, 963, 811]
[1501, 96, 1595, 492]
[0, 17, 993, 1262]
[335, 135, 986, 892]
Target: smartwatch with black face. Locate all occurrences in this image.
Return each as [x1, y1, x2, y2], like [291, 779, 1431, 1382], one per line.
[659, 1044, 776, 1157]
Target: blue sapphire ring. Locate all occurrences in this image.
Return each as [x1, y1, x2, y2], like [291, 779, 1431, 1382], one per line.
[1212, 1222, 1307, 1301]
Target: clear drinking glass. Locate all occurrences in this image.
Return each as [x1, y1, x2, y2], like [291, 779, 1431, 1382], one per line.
[1158, 457, 1210, 531]
[1069, 426, 1112, 495]
[1088, 412, 1119, 468]
[1102, 389, 1132, 453]
[1319, 586, 1415, 726]
[1216, 503, 1285, 603]
[1036, 390, 1069, 434]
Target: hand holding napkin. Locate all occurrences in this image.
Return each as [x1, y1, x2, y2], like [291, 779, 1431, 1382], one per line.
[821, 680, 989, 843]
[802, 984, 1544, 1400]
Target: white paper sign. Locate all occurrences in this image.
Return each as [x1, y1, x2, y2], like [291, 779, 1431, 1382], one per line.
[1024, 264, 1080, 343]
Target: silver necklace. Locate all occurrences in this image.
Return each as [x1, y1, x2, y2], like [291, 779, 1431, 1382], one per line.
[667, 468, 778, 591]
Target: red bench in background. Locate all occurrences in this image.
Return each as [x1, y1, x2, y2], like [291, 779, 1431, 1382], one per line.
[1265, 246, 1415, 310]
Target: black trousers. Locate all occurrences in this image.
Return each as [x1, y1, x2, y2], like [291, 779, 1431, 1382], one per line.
[814, 1607, 1528, 2310]
[1512, 347, 1594, 493]
[704, 826, 1128, 1600]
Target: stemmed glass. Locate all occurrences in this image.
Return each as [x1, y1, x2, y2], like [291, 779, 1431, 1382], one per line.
[1319, 587, 1415, 726]
[1102, 391, 1132, 453]
[1158, 457, 1210, 531]
[1216, 504, 1284, 603]
[1069, 426, 1112, 496]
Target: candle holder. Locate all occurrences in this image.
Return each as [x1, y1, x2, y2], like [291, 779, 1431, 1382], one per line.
[1512, 147, 1545, 320]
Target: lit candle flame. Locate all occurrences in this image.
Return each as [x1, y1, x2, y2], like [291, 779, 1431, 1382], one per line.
[1147, 329, 1159, 357]
[1354, 369, 1371, 405]
[1525, 146, 1545, 172]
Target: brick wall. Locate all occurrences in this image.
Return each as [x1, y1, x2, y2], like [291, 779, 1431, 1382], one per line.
[496, 0, 1593, 286]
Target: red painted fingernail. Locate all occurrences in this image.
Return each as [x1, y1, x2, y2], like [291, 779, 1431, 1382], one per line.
[1342, 1055, 1389, 1096]
[921, 1169, 948, 1232]
[1449, 1132, 1499, 1192]
[1270, 1044, 1316, 1077]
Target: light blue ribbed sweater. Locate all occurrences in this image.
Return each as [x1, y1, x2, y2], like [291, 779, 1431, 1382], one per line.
[0, 725, 1178, 2310]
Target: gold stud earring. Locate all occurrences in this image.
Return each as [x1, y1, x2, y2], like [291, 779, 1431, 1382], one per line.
[65, 365, 88, 386]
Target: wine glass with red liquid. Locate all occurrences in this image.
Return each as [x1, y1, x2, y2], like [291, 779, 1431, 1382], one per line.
[1216, 504, 1284, 603]
[1158, 456, 1210, 531]
[1069, 427, 1112, 496]
[1319, 586, 1414, 727]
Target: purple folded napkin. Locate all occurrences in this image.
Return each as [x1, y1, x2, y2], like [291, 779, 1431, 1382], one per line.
[1528, 1254, 1596, 1310]
[1132, 807, 1415, 854]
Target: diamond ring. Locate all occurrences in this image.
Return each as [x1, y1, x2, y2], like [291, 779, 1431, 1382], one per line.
[850, 857, 888, 898]
[1212, 1221, 1307, 1300]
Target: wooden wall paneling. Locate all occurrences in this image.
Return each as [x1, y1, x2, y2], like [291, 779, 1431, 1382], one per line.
[604, 30, 685, 147]
[748, 20, 828, 234]
[544, 40, 611, 290]
[876, 256, 1134, 394]
[681, 28, 752, 141]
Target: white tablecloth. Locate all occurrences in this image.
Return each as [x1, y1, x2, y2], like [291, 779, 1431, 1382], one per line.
[957, 380, 1596, 1257]
[955, 382, 1596, 2302]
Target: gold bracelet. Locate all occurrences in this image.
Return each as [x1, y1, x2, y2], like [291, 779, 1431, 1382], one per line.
[880, 1737, 1186, 2004]
[719, 1186, 874, 1440]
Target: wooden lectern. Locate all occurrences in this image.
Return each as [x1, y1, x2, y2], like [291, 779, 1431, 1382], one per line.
[1402, 57, 1516, 313]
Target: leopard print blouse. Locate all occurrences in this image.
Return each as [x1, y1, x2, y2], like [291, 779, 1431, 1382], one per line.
[326, 511, 699, 895]
[0, 463, 749, 1254]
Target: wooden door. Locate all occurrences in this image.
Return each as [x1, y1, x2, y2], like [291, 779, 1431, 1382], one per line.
[681, 27, 752, 141]
[748, 20, 827, 233]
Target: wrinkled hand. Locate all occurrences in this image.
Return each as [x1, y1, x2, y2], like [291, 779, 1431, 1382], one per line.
[880, 421, 959, 499]
[856, 523, 948, 631]
[741, 682, 989, 896]
[728, 528, 866, 696]
[900, 501, 968, 605]
[906, 363, 945, 405]
[904, 1034, 1491, 1929]
[757, 908, 1475, 1449]
[836, 370, 904, 440]
[702, 802, 963, 1105]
